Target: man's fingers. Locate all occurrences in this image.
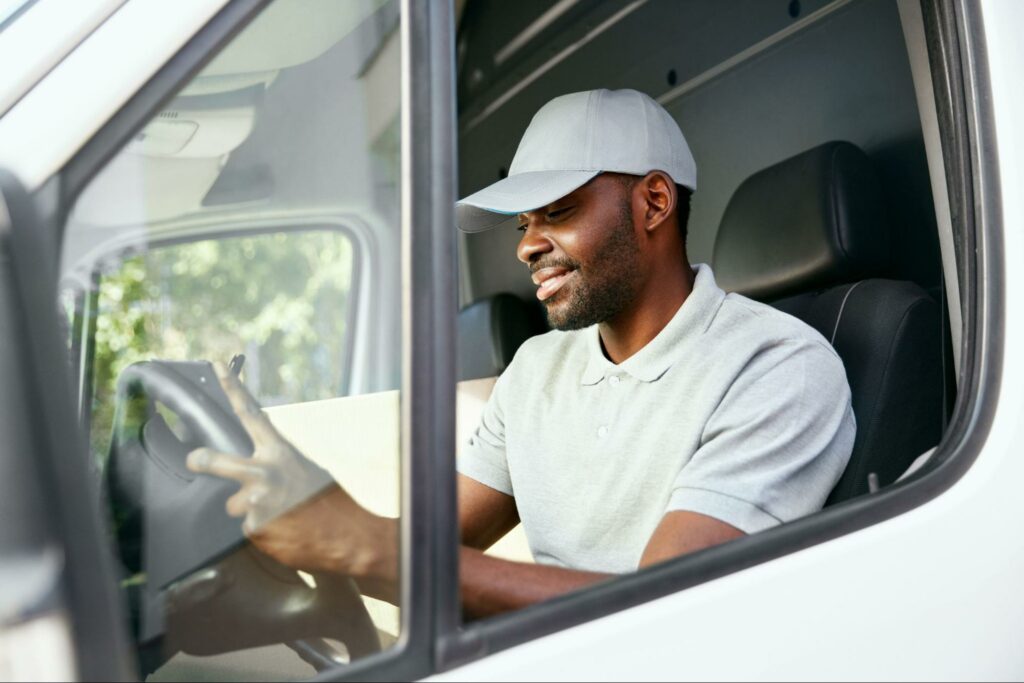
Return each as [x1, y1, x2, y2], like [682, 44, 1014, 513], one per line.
[213, 361, 280, 446]
[226, 486, 249, 517]
[187, 447, 267, 484]
[225, 482, 269, 517]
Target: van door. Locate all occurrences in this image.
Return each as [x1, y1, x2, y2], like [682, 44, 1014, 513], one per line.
[0, 0, 458, 680]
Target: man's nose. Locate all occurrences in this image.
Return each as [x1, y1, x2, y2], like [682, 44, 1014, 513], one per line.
[516, 224, 553, 264]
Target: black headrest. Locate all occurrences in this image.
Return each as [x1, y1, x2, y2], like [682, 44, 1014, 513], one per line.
[713, 141, 891, 301]
[457, 293, 545, 381]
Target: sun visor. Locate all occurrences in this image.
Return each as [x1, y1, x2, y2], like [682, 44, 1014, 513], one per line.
[180, 0, 394, 97]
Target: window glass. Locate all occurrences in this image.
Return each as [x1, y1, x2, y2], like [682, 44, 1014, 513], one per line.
[89, 230, 357, 459]
[59, 0, 404, 678]
[0, 0, 34, 32]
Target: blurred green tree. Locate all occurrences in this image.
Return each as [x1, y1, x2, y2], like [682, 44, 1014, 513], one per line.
[90, 229, 354, 461]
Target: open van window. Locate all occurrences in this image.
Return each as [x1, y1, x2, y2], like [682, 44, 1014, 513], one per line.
[451, 0, 957, 633]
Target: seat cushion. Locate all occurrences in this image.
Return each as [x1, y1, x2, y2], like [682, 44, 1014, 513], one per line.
[773, 279, 944, 504]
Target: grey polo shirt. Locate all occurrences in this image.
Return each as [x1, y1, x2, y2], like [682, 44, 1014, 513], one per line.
[457, 264, 855, 574]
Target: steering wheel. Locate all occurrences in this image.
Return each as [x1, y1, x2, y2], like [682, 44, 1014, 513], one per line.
[104, 360, 381, 674]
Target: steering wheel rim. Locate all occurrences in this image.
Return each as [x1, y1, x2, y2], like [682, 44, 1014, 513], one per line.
[118, 361, 253, 456]
[109, 359, 382, 671]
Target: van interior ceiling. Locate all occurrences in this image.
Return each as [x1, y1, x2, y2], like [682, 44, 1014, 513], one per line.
[456, 0, 943, 304]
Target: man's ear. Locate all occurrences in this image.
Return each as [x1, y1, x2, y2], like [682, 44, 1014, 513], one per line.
[640, 171, 676, 234]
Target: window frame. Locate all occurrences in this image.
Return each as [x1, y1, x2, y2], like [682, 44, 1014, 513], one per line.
[64, 221, 366, 435]
[434, 0, 1005, 669]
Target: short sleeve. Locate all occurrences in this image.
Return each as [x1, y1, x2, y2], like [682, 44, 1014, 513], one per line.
[666, 340, 856, 533]
[456, 369, 514, 495]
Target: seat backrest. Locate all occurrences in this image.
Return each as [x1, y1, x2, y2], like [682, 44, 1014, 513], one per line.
[457, 292, 547, 381]
[714, 141, 944, 505]
[773, 281, 943, 503]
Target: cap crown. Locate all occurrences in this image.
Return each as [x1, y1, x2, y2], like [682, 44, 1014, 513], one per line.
[509, 88, 697, 190]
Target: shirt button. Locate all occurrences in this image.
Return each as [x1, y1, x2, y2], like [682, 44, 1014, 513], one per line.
[609, 375, 621, 387]
[597, 425, 609, 439]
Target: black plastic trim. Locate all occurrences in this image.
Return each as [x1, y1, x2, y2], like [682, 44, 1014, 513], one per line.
[437, 0, 1004, 667]
[922, 0, 973, 302]
[2, 169, 135, 681]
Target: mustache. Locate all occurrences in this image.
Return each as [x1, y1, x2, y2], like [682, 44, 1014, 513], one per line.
[529, 257, 580, 275]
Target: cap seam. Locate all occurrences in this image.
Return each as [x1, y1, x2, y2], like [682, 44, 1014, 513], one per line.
[585, 90, 597, 171]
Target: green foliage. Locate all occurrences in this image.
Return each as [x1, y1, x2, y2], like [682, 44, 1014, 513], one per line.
[90, 229, 354, 461]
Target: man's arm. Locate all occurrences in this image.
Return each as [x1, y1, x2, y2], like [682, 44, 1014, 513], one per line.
[188, 456, 743, 617]
[186, 368, 745, 617]
[456, 475, 744, 618]
[638, 510, 745, 567]
[456, 475, 601, 617]
[458, 474, 520, 550]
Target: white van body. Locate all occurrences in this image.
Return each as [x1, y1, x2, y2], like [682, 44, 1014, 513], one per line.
[0, 1, 1021, 680]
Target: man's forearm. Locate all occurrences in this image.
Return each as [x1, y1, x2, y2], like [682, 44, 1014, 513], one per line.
[354, 542, 609, 618]
[460, 546, 610, 618]
[340, 509, 609, 617]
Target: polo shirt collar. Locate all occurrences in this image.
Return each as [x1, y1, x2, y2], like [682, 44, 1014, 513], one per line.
[580, 264, 726, 385]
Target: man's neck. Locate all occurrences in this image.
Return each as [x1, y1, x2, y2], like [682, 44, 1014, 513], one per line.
[597, 263, 696, 364]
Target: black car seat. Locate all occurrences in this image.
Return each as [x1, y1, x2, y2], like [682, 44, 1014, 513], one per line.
[713, 141, 944, 505]
[457, 292, 547, 381]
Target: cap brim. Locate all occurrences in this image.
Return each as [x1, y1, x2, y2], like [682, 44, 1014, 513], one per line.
[456, 170, 601, 233]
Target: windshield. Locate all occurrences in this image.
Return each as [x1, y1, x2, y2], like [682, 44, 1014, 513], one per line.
[0, 0, 35, 33]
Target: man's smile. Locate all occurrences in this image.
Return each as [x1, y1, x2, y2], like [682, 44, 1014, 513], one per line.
[531, 266, 577, 301]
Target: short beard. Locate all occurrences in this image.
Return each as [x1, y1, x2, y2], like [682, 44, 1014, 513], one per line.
[543, 200, 642, 331]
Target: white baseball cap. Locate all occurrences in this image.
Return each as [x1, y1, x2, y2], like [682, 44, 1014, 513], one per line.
[456, 88, 696, 232]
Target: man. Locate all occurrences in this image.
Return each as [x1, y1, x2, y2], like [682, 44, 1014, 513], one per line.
[188, 89, 855, 618]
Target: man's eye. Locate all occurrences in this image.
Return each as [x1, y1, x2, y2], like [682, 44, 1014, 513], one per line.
[517, 224, 528, 232]
[547, 206, 574, 221]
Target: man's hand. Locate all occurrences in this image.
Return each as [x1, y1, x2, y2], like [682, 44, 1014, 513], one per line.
[185, 364, 398, 584]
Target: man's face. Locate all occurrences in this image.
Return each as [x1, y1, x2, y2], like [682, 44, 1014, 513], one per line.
[516, 174, 643, 330]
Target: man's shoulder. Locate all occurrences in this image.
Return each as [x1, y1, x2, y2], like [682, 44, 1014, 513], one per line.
[714, 292, 841, 362]
[705, 293, 851, 408]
